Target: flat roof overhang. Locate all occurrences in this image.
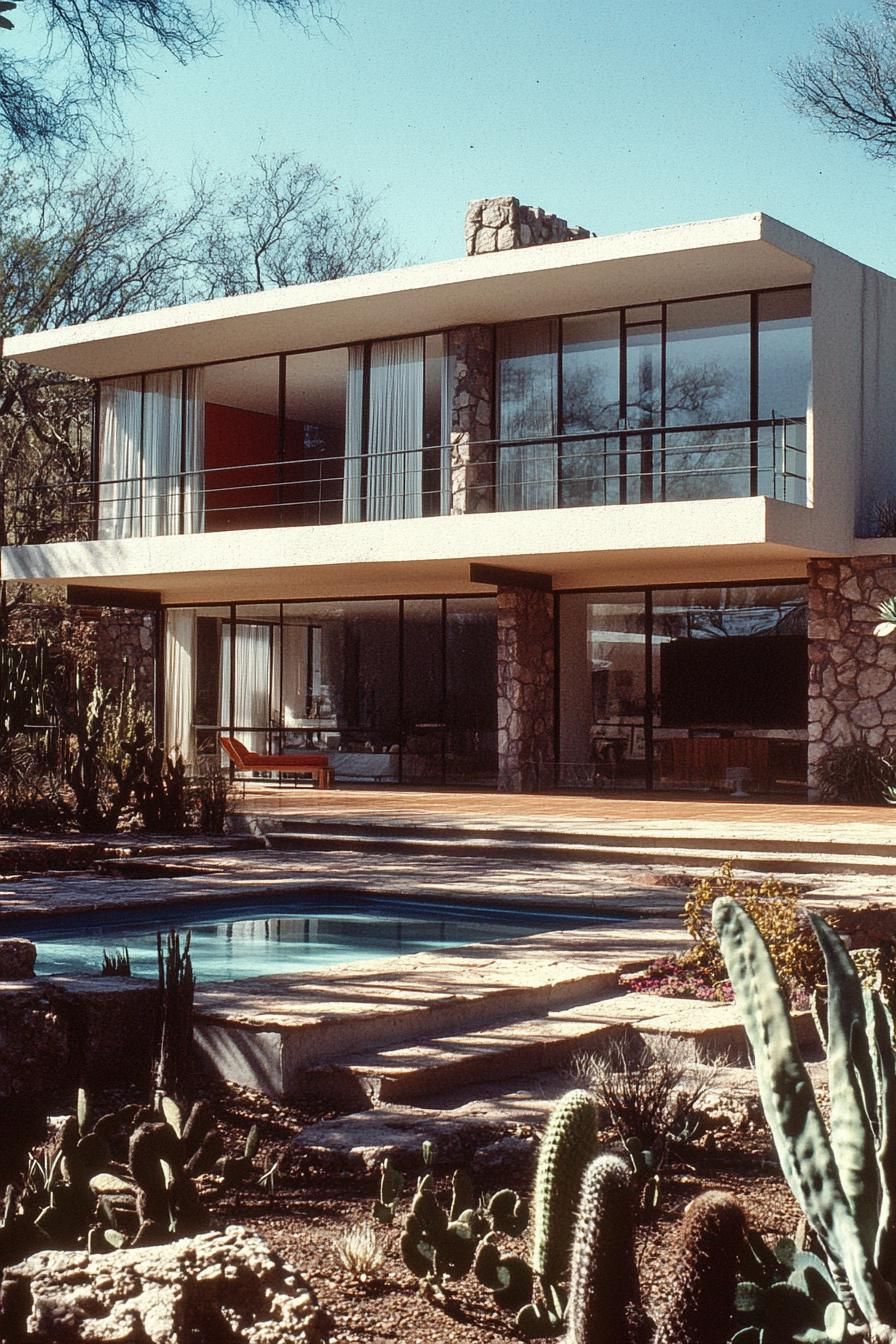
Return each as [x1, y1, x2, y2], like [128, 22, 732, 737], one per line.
[0, 497, 847, 603]
[2, 214, 822, 379]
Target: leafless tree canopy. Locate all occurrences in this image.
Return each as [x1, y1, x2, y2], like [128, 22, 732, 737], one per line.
[0, 0, 338, 151]
[783, 1, 896, 161]
[0, 150, 400, 630]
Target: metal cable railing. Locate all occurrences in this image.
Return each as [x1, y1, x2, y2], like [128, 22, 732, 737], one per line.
[20, 416, 807, 540]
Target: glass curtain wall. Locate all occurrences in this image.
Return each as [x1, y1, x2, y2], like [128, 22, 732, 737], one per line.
[165, 596, 497, 785]
[561, 313, 621, 506]
[497, 319, 559, 510]
[494, 286, 810, 511]
[758, 290, 811, 502]
[558, 583, 807, 794]
[664, 296, 751, 500]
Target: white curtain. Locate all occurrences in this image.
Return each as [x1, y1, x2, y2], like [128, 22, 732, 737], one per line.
[342, 345, 365, 522]
[497, 320, 558, 511]
[220, 622, 274, 755]
[143, 372, 182, 536]
[97, 370, 205, 538]
[98, 377, 143, 539]
[164, 610, 196, 762]
[368, 337, 424, 520]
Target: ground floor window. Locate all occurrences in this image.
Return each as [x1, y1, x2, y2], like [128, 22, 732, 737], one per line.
[165, 595, 497, 786]
[557, 582, 808, 793]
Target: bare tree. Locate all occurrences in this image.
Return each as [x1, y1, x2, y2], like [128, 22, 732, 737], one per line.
[0, 149, 400, 633]
[0, 0, 338, 151]
[193, 153, 400, 296]
[784, 1, 896, 161]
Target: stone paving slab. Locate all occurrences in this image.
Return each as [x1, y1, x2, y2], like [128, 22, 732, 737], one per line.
[3, 846, 895, 933]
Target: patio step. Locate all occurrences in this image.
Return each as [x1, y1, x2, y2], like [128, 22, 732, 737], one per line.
[263, 824, 896, 875]
[192, 917, 689, 1101]
[293, 992, 817, 1106]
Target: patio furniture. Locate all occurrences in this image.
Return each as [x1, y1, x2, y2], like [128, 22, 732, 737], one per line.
[219, 736, 333, 788]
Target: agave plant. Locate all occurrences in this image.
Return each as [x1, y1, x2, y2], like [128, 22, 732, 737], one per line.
[874, 596, 896, 639]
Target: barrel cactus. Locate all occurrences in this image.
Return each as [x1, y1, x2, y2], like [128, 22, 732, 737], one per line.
[653, 1191, 746, 1344]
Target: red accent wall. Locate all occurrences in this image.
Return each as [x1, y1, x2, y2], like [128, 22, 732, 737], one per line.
[204, 403, 302, 530]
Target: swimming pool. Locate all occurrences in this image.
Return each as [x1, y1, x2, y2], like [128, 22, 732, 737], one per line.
[7, 894, 607, 982]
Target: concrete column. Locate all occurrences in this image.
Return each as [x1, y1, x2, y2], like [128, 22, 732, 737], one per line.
[447, 325, 494, 515]
[496, 586, 555, 792]
[808, 555, 896, 792]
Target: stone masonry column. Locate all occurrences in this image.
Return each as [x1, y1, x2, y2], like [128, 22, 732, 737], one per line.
[496, 586, 555, 792]
[447, 325, 494, 514]
[808, 556, 896, 793]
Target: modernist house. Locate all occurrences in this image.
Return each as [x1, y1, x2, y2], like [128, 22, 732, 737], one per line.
[4, 197, 896, 796]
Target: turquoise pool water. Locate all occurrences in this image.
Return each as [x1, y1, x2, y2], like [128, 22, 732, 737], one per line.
[7, 895, 607, 982]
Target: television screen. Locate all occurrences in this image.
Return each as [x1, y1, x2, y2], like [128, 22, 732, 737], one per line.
[659, 635, 806, 729]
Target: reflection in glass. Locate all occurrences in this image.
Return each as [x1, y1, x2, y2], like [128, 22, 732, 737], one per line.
[284, 347, 348, 525]
[652, 585, 807, 792]
[497, 319, 559, 510]
[557, 591, 648, 789]
[561, 312, 620, 506]
[664, 296, 751, 501]
[446, 597, 498, 783]
[624, 320, 661, 503]
[403, 599, 444, 783]
[758, 288, 811, 502]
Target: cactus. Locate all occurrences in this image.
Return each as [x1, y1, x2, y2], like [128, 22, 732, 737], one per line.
[653, 1191, 746, 1344]
[373, 1156, 405, 1224]
[713, 896, 896, 1334]
[530, 1089, 598, 1290]
[399, 1172, 481, 1289]
[473, 1235, 533, 1311]
[565, 1153, 644, 1344]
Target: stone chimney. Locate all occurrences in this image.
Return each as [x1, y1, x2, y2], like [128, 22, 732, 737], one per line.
[465, 196, 592, 256]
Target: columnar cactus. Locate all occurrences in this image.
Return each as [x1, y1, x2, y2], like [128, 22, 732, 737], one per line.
[653, 1191, 746, 1344]
[530, 1089, 598, 1289]
[565, 1153, 643, 1344]
[713, 896, 896, 1337]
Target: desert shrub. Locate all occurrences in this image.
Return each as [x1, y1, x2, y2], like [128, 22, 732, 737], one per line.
[581, 1033, 721, 1156]
[190, 763, 234, 834]
[683, 860, 822, 997]
[813, 734, 895, 805]
[332, 1222, 384, 1282]
[0, 735, 70, 832]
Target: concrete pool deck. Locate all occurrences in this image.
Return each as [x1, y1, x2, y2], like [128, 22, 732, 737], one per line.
[2, 789, 895, 1103]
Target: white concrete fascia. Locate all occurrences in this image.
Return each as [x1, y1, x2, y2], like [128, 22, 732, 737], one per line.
[2, 213, 824, 379]
[1, 497, 843, 603]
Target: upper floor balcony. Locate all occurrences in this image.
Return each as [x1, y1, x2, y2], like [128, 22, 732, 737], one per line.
[43, 284, 812, 542]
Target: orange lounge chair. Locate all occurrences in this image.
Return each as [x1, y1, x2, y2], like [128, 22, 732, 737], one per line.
[220, 736, 333, 789]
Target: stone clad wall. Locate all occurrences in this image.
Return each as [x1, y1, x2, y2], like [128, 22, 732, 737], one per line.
[496, 587, 555, 791]
[447, 325, 494, 514]
[7, 602, 156, 717]
[808, 555, 896, 789]
[465, 197, 592, 255]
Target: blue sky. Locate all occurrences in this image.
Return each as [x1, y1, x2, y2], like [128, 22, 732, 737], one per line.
[21, 0, 896, 272]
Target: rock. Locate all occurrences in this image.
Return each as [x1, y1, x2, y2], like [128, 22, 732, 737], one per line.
[0, 1225, 328, 1344]
[0, 940, 36, 978]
